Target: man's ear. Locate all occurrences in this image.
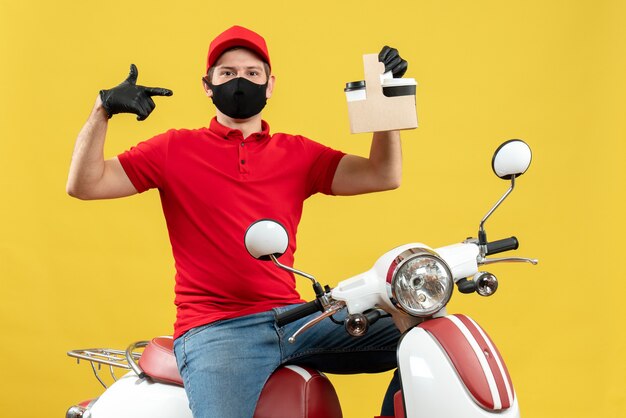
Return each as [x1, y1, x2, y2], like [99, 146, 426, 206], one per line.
[202, 76, 212, 98]
[266, 75, 276, 99]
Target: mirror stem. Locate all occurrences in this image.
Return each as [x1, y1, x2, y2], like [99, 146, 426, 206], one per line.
[479, 175, 516, 245]
[269, 254, 318, 285]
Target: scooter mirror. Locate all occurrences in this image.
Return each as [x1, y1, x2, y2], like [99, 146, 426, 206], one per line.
[244, 219, 289, 261]
[491, 139, 532, 180]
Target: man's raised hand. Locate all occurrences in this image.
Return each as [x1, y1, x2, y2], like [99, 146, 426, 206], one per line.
[378, 46, 408, 78]
[99, 64, 173, 121]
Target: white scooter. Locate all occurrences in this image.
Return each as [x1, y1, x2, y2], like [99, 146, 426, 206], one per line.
[67, 139, 536, 418]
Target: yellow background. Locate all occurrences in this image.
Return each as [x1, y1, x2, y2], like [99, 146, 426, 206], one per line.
[1, 0, 625, 417]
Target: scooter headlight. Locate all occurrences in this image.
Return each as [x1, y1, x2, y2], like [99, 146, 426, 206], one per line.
[387, 248, 453, 317]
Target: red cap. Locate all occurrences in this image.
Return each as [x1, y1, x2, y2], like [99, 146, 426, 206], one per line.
[206, 26, 271, 73]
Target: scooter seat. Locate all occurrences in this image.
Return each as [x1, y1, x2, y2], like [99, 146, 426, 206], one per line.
[255, 365, 342, 418]
[139, 337, 343, 418]
[138, 337, 182, 385]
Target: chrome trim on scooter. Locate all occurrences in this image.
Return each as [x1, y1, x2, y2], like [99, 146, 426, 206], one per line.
[269, 254, 317, 284]
[66, 405, 87, 418]
[386, 248, 454, 317]
[479, 176, 516, 247]
[126, 340, 150, 379]
[288, 301, 346, 343]
[67, 348, 141, 388]
[480, 257, 538, 265]
[474, 272, 498, 296]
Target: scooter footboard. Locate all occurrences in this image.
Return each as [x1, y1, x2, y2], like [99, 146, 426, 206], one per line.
[397, 314, 519, 418]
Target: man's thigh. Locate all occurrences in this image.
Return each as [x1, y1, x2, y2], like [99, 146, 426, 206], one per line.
[173, 311, 282, 418]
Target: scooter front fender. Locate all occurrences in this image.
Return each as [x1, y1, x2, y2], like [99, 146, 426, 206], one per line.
[88, 372, 192, 418]
[397, 314, 520, 418]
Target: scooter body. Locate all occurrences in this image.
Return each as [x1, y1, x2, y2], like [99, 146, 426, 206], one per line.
[67, 339, 342, 418]
[82, 372, 192, 418]
[68, 315, 519, 418]
[67, 140, 535, 418]
[324, 241, 521, 418]
[398, 316, 519, 418]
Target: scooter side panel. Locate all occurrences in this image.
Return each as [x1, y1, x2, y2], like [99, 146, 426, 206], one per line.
[419, 314, 514, 410]
[89, 372, 193, 418]
[397, 326, 520, 418]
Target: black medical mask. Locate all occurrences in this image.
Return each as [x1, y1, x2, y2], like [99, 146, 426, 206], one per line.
[208, 77, 268, 119]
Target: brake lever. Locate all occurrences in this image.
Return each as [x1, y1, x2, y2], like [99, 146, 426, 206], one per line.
[480, 257, 538, 265]
[288, 301, 346, 344]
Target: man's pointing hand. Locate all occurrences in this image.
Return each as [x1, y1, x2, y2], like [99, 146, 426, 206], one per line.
[99, 64, 173, 121]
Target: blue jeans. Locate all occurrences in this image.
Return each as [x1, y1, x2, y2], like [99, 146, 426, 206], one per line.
[173, 304, 401, 418]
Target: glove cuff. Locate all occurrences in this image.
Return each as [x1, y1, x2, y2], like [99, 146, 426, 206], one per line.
[98, 89, 113, 119]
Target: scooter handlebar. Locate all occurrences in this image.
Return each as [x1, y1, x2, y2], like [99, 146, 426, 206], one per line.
[486, 236, 519, 255]
[275, 300, 323, 327]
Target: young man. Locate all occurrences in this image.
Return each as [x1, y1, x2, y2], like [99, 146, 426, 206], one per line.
[67, 25, 409, 418]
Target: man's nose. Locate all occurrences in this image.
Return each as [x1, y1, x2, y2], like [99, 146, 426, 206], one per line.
[234, 78, 244, 95]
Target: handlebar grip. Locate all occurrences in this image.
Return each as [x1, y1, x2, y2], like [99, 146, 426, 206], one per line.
[275, 300, 322, 327]
[486, 236, 519, 255]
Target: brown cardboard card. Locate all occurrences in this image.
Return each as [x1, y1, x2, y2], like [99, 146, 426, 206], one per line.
[346, 54, 418, 134]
